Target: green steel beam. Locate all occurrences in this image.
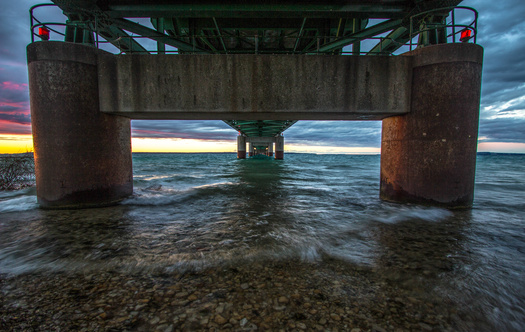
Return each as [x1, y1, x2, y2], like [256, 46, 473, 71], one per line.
[111, 18, 210, 53]
[104, 3, 410, 19]
[367, 26, 408, 55]
[224, 120, 296, 138]
[316, 18, 402, 53]
[97, 24, 149, 54]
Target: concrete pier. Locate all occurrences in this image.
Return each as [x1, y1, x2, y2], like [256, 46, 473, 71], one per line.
[275, 136, 284, 160]
[237, 135, 246, 159]
[27, 42, 133, 209]
[380, 44, 483, 207]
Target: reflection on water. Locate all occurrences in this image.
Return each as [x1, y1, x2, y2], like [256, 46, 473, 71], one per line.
[0, 153, 524, 330]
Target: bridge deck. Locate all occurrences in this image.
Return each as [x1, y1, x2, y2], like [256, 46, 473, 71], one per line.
[47, 0, 462, 137]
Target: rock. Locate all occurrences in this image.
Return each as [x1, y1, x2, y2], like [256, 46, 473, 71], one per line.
[150, 316, 160, 324]
[187, 294, 198, 301]
[372, 324, 387, 332]
[240, 317, 249, 327]
[297, 322, 307, 330]
[318, 318, 327, 325]
[350, 329, 362, 332]
[419, 322, 433, 331]
[241, 283, 250, 290]
[330, 313, 341, 321]
[278, 296, 289, 304]
[214, 315, 228, 325]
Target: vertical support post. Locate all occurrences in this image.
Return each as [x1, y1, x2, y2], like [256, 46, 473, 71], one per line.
[380, 44, 483, 207]
[275, 135, 284, 160]
[248, 142, 254, 157]
[27, 41, 133, 209]
[268, 141, 274, 157]
[237, 135, 246, 159]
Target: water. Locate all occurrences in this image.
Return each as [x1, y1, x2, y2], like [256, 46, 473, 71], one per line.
[1, 153, 524, 330]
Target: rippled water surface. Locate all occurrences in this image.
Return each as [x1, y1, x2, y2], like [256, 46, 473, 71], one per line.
[1, 153, 524, 330]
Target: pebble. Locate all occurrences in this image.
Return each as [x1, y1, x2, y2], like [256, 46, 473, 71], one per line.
[278, 296, 289, 304]
[330, 313, 341, 321]
[214, 314, 228, 325]
[0, 261, 466, 331]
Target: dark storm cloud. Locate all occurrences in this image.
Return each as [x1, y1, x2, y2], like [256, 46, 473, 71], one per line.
[285, 121, 382, 147]
[479, 118, 525, 142]
[0, 111, 31, 125]
[131, 120, 236, 140]
[0, 82, 29, 103]
[462, 0, 525, 106]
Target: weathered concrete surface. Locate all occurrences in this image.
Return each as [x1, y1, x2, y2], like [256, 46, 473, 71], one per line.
[380, 43, 483, 207]
[237, 136, 246, 159]
[99, 54, 412, 120]
[28, 42, 133, 209]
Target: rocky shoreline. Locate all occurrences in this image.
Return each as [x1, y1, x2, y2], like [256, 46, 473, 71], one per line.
[0, 258, 488, 331]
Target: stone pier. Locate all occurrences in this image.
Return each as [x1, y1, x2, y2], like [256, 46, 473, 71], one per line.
[380, 44, 483, 207]
[237, 135, 246, 159]
[27, 42, 132, 209]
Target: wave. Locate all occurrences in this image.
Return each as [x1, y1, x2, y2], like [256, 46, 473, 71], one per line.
[122, 181, 238, 206]
[0, 194, 38, 213]
[373, 206, 454, 224]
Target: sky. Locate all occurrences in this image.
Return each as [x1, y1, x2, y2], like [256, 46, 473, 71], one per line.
[0, 0, 524, 154]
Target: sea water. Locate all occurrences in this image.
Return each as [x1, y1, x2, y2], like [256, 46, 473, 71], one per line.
[0, 153, 524, 329]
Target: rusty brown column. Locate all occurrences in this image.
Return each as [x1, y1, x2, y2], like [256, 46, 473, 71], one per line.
[380, 43, 483, 207]
[27, 41, 133, 209]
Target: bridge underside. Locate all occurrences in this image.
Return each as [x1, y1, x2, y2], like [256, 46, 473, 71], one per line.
[47, 0, 462, 141]
[28, 0, 482, 209]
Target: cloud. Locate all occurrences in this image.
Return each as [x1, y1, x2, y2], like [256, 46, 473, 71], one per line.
[285, 121, 382, 148]
[131, 120, 236, 140]
[0, 120, 32, 135]
[479, 118, 525, 142]
[0, 0, 523, 152]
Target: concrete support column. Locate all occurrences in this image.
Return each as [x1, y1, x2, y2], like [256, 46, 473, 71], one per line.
[248, 142, 254, 157]
[237, 135, 246, 159]
[380, 44, 483, 207]
[275, 136, 284, 160]
[268, 142, 273, 157]
[27, 41, 133, 209]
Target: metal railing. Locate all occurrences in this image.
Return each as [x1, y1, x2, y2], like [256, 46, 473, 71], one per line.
[30, 3, 478, 55]
[408, 6, 478, 51]
[30, 3, 67, 43]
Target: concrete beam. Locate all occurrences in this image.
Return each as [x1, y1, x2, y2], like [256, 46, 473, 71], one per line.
[98, 52, 412, 120]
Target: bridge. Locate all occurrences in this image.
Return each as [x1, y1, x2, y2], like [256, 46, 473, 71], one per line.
[27, 1, 482, 209]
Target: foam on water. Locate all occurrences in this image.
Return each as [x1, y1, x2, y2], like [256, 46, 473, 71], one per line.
[0, 194, 38, 213]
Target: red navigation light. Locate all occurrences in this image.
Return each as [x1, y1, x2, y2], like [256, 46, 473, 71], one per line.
[39, 27, 50, 41]
[460, 29, 472, 42]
